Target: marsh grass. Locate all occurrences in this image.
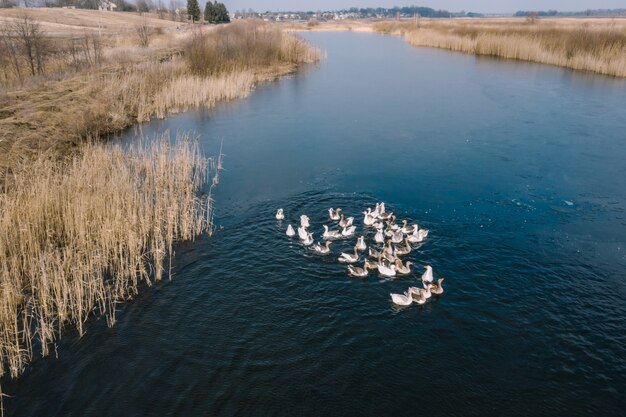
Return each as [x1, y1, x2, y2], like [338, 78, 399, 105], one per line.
[185, 21, 320, 76]
[374, 19, 626, 77]
[0, 20, 319, 188]
[0, 132, 215, 380]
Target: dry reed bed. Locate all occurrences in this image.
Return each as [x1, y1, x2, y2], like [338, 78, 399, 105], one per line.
[0, 21, 319, 188]
[0, 20, 318, 383]
[0, 134, 214, 379]
[374, 19, 626, 77]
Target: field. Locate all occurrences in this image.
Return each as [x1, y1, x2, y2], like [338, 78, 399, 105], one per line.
[374, 17, 626, 77]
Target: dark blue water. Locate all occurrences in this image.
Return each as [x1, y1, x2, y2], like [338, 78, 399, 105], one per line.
[5, 32, 626, 416]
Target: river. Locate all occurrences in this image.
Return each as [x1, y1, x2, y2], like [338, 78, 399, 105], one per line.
[5, 31, 626, 416]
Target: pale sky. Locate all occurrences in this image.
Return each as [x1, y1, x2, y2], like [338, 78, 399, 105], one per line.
[224, 1, 625, 13]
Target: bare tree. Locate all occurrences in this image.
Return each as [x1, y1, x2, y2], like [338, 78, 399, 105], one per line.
[11, 14, 50, 76]
[135, 23, 153, 47]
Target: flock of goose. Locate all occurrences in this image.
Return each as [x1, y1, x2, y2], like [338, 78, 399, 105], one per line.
[275, 203, 445, 307]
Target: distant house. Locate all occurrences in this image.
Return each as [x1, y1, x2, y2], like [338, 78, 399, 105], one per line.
[98, 1, 117, 11]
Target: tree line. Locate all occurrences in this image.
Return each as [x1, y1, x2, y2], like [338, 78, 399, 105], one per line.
[186, 0, 229, 23]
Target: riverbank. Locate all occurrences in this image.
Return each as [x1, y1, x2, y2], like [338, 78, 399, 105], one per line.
[373, 18, 626, 78]
[0, 13, 319, 188]
[0, 12, 319, 383]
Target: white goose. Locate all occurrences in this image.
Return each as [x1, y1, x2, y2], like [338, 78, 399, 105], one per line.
[377, 262, 396, 278]
[300, 215, 310, 228]
[286, 224, 295, 237]
[347, 264, 369, 277]
[341, 225, 356, 237]
[322, 225, 342, 240]
[329, 208, 342, 221]
[401, 220, 418, 234]
[297, 226, 309, 241]
[407, 228, 428, 243]
[338, 246, 359, 264]
[421, 265, 434, 284]
[356, 236, 367, 251]
[276, 208, 284, 220]
[363, 209, 377, 226]
[312, 241, 332, 254]
[374, 229, 385, 244]
[338, 214, 354, 228]
[302, 232, 314, 246]
[391, 229, 404, 244]
[376, 202, 386, 217]
[390, 291, 412, 306]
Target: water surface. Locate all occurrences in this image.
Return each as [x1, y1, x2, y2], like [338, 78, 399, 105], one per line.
[6, 32, 626, 416]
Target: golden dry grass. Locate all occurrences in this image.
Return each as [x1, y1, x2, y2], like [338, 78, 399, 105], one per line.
[374, 18, 626, 77]
[0, 8, 181, 36]
[0, 13, 319, 384]
[0, 19, 319, 189]
[0, 133, 215, 379]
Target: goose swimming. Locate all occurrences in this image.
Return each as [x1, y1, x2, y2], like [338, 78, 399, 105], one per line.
[356, 236, 367, 251]
[322, 225, 342, 240]
[421, 265, 434, 284]
[297, 226, 309, 241]
[378, 262, 396, 278]
[391, 229, 404, 244]
[376, 202, 386, 217]
[378, 211, 393, 221]
[302, 232, 314, 246]
[276, 209, 284, 220]
[394, 260, 413, 275]
[364, 259, 380, 270]
[430, 278, 445, 295]
[341, 225, 356, 237]
[374, 229, 385, 244]
[363, 209, 377, 226]
[338, 214, 354, 228]
[338, 246, 359, 263]
[422, 283, 432, 299]
[329, 208, 342, 221]
[312, 241, 332, 254]
[390, 290, 412, 306]
[407, 228, 428, 243]
[286, 224, 295, 237]
[300, 215, 310, 228]
[369, 247, 382, 258]
[408, 287, 427, 305]
[347, 264, 369, 277]
[401, 220, 418, 234]
[394, 239, 411, 257]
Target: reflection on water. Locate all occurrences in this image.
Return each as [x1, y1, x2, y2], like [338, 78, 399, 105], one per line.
[5, 32, 626, 416]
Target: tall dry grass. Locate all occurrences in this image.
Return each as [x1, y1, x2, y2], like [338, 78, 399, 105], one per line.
[0, 133, 216, 380]
[185, 21, 320, 76]
[374, 19, 626, 77]
[0, 20, 320, 189]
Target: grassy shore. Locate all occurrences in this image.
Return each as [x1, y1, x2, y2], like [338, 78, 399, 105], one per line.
[0, 13, 319, 188]
[374, 18, 626, 77]
[0, 11, 319, 382]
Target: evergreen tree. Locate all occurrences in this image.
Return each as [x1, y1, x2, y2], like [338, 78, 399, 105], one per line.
[217, 2, 230, 22]
[204, 1, 215, 22]
[187, 0, 201, 22]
